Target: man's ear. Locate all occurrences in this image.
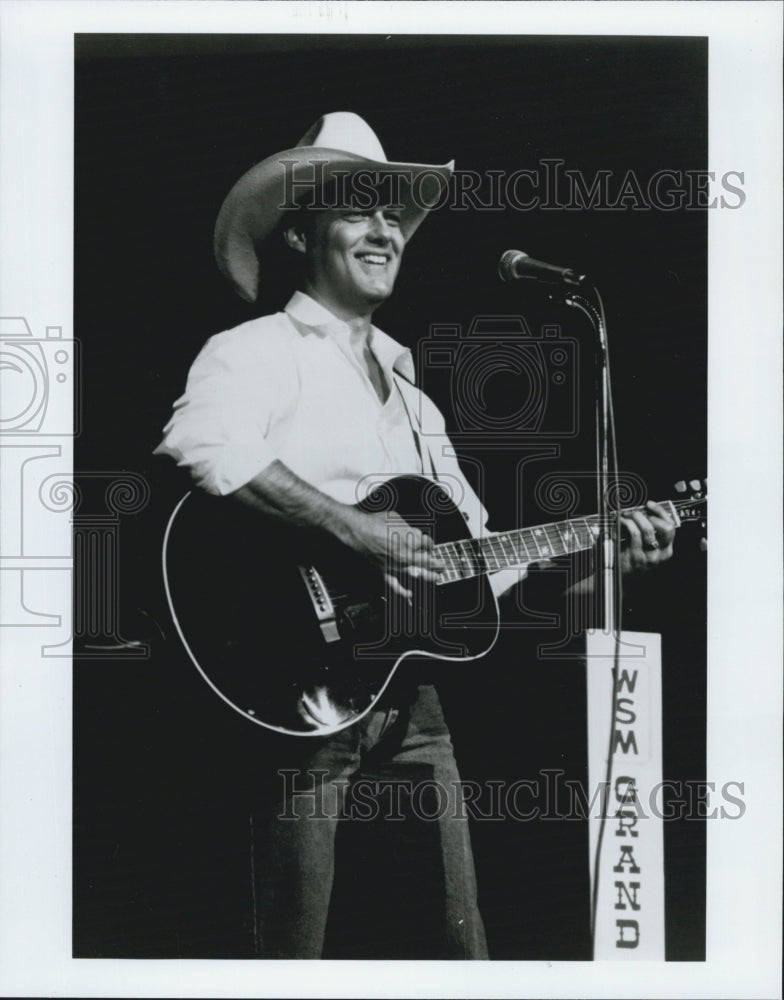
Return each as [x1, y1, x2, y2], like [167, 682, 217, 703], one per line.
[283, 224, 307, 256]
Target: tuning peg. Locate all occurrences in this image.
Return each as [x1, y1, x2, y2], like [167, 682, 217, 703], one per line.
[689, 479, 702, 492]
[674, 480, 687, 493]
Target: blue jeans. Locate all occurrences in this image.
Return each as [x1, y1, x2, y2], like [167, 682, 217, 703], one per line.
[250, 682, 488, 958]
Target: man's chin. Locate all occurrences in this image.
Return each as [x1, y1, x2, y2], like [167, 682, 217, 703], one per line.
[358, 280, 395, 309]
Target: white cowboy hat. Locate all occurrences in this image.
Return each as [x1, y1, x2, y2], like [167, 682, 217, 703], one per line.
[214, 111, 454, 302]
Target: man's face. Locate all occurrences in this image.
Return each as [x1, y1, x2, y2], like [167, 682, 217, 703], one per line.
[302, 205, 405, 318]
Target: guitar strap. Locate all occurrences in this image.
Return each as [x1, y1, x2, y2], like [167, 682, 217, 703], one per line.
[394, 378, 439, 482]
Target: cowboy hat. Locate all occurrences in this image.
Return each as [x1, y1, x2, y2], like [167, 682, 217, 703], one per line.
[214, 111, 454, 302]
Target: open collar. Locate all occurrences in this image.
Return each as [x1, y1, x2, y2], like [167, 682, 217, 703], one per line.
[285, 291, 416, 385]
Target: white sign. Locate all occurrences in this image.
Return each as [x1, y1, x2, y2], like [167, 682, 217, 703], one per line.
[586, 629, 665, 959]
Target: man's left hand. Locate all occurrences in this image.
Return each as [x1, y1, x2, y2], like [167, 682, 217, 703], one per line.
[619, 501, 676, 575]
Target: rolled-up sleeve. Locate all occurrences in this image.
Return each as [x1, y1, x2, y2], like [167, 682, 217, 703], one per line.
[154, 322, 297, 495]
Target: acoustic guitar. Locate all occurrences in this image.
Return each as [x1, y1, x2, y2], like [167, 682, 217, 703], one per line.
[163, 474, 705, 736]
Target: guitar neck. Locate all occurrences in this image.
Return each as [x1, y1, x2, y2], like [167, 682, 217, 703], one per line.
[435, 498, 695, 584]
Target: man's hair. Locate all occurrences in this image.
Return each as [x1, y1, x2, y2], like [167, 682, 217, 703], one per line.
[285, 201, 320, 240]
[279, 178, 342, 245]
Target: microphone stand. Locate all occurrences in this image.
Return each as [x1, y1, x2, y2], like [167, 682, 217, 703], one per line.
[560, 291, 616, 634]
[544, 276, 665, 958]
[555, 287, 617, 959]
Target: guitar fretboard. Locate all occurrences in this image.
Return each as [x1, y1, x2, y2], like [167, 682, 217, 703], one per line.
[435, 498, 694, 584]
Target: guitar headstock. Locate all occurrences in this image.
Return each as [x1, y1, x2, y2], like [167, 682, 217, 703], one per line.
[674, 477, 707, 550]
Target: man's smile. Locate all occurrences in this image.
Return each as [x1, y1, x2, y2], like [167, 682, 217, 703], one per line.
[355, 252, 392, 267]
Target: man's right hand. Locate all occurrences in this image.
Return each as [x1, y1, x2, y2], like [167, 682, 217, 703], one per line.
[341, 508, 445, 600]
[231, 461, 444, 600]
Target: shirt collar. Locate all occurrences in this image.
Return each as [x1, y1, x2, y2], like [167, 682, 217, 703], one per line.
[284, 291, 416, 384]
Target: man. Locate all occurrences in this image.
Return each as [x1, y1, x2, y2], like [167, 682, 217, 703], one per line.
[156, 112, 675, 958]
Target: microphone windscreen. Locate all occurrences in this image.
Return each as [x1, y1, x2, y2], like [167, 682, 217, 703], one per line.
[498, 249, 525, 282]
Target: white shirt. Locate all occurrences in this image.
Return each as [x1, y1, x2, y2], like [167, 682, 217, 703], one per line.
[155, 291, 522, 595]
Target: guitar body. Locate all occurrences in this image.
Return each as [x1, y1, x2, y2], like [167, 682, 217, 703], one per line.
[163, 475, 499, 736]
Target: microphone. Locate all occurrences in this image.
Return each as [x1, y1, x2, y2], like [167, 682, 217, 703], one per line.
[498, 249, 586, 287]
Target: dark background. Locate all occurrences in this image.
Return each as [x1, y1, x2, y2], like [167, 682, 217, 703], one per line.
[74, 34, 707, 960]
